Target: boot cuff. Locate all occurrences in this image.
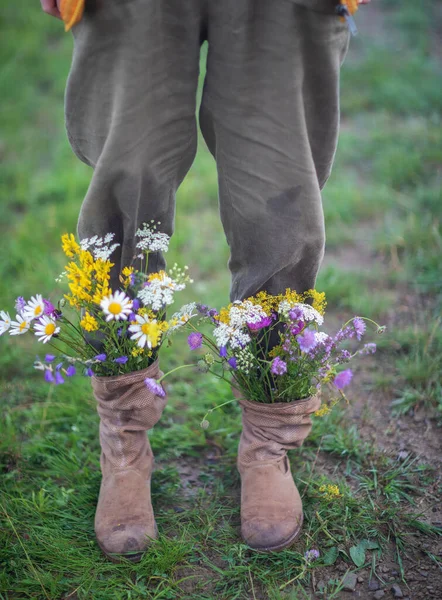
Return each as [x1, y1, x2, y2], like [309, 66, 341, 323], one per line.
[91, 358, 162, 395]
[238, 395, 321, 465]
[239, 395, 321, 422]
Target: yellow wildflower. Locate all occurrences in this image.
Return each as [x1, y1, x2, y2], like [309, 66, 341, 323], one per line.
[319, 484, 342, 500]
[246, 291, 282, 315]
[80, 312, 99, 332]
[61, 233, 80, 258]
[68, 284, 93, 303]
[314, 405, 331, 417]
[131, 347, 145, 357]
[303, 289, 327, 316]
[92, 282, 110, 305]
[120, 265, 134, 287]
[122, 266, 134, 277]
[217, 307, 231, 325]
[148, 270, 166, 282]
[282, 288, 303, 307]
[95, 259, 113, 284]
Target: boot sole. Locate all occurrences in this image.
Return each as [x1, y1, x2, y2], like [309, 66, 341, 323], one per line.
[97, 522, 158, 563]
[245, 514, 304, 553]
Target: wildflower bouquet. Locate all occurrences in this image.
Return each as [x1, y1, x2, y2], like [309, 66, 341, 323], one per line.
[0, 223, 193, 382]
[181, 289, 382, 409]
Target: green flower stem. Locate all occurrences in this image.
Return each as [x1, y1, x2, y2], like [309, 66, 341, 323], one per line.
[342, 316, 385, 332]
[201, 397, 237, 425]
[157, 363, 195, 382]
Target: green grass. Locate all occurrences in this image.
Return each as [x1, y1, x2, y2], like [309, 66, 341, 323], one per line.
[1, 1, 442, 598]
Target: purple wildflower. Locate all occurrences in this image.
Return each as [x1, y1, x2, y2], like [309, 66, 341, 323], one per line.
[228, 357, 237, 370]
[132, 298, 140, 311]
[114, 356, 128, 364]
[85, 368, 94, 377]
[359, 342, 377, 355]
[288, 307, 303, 321]
[129, 312, 137, 321]
[271, 356, 287, 376]
[219, 346, 228, 358]
[337, 349, 351, 364]
[45, 354, 55, 363]
[55, 362, 63, 371]
[117, 328, 123, 337]
[298, 330, 317, 352]
[188, 332, 203, 350]
[334, 326, 354, 343]
[282, 336, 292, 352]
[15, 297, 26, 314]
[304, 549, 320, 562]
[66, 366, 76, 377]
[43, 299, 56, 316]
[290, 321, 304, 336]
[55, 371, 65, 385]
[44, 370, 55, 383]
[94, 353, 107, 362]
[145, 377, 166, 398]
[353, 317, 366, 341]
[333, 369, 353, 389]
[129, 274, 136, 286]
[247, 315, 273, 331]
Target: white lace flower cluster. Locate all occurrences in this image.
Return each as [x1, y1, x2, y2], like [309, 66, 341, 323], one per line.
[167, 302, 198, 333]
[228, 300, 267, 328]
[314, 331, 331, 345]
[80, 233, 120, 261]
[135, 221, 170, 256]
[235, 347, 256, 374]
[137, 272, 186, 311]
[213, 323, 251, 350]
[278, 301, 324, 326]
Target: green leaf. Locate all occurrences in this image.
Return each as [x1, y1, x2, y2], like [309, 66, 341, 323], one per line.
[350, 544, 366, 567]
[360, 539, 380, 551]
[322, 546, 339, 566]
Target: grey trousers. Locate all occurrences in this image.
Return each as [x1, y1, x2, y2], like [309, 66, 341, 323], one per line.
[65, 0, 350, 301]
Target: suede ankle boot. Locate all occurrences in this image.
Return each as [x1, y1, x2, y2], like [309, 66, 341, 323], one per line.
[237, 394, 320, 552]
[91, 359, 167, 562]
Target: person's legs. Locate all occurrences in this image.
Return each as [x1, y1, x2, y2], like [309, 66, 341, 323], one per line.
[200, 0, 349, 303]
[65, 0, 205, 290]
[200, 0, 350, 550]
[64, 0, 204, 560]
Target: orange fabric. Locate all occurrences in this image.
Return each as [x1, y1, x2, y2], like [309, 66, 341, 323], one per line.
[60, 0, 85, 32]
[341, 0, 359, 15]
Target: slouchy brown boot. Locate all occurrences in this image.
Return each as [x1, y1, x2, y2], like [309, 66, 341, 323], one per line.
[91, 359, 167, 562]
[237, 395, 320, 552]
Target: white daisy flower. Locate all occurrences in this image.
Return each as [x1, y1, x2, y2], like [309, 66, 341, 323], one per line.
[100, 291, 133, 321]
[0, 311, 11, 335]
[129, 315, 162, 349]
[23, 295, 45, 321]
[10, 314, 31, 336]
[34, 316, 60, 343]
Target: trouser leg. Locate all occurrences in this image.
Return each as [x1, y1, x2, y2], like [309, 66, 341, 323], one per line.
[65, 0, 204, 291]
[200, 0, 350, 303]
